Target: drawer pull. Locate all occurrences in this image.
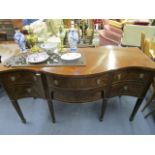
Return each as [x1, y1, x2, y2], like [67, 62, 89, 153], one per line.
[97, 79, 101, 85]
[35, 73, 41, 76]
[139, 73, 144, 79]
[33, 73, 41, 81]
[10, 76, 16, 81]
[117, 74, 121, 80]
[27, 88, 32, 93]
[124, 86, 128, 91]
[54, 80, 59, 86]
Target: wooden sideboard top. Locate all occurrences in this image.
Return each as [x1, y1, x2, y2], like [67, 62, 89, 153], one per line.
[1, 45, 155, 76]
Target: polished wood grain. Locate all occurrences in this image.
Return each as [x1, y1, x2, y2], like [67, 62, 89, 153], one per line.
[1, 47, 155, 75]
[1, 46, 155, 123]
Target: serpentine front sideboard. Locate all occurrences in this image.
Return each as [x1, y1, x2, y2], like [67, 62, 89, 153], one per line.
[0, 46, 155, 123]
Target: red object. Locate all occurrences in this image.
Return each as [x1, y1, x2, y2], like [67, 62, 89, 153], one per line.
[134, 21, 149, 26]
[93, 19, 103, 24]
[99, 30, 121, 46]
[104, 24, 123, 36]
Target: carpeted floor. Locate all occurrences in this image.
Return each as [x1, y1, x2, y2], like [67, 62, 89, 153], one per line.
[0, 87, 155, 135]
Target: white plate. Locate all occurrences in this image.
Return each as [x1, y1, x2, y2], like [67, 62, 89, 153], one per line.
[27, 52, 49, 64]
[40, 43, 57, 50]
[61, 53, 81, 61]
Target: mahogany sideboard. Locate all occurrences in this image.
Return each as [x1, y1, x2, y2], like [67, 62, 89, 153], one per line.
[0, 46, 155, 123]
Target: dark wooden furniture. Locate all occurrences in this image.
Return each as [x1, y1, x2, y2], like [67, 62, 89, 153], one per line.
[0, 46, 155, 123]
[141, 78, 155, 119]
[0, 32, 7, 41]
[0, 70, 55, 123]
[0, 20, 14, 40]
[141, 88, 155, 118]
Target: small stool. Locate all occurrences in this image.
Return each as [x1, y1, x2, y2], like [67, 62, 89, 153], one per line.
[0, 32, 7, 41]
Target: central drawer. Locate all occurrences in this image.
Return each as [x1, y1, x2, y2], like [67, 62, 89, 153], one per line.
[46, 74, 109, 90]
[53, 89, 103, 103]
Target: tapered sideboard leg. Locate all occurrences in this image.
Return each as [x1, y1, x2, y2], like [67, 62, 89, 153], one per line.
[145, 109, 155, 118]
[99, 99, 107, 122]
[11, 100, 26, 124]
[129, 98, 143, 121]
[47, 100, 56, 123]
[141, 91, 155, 112]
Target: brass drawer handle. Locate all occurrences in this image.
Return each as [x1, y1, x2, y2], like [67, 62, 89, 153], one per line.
[35, 73, 41, 76]
[33, 73, 41, 81]
[139, 73, 144, 79]
[27, 88, 32, 93]
[54, 80, 59, 86]
[97, 79, 101, 85]
[117, 74, 121, 80]
[10, 76, 16, 81]
[124, 86, 128, 91]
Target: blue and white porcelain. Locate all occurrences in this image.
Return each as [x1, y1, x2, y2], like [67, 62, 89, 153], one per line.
[14, 30, 27, 52]
[68, 21, 79, 52]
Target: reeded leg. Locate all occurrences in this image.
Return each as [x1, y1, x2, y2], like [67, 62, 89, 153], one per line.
[47, 100, 56, 123]
[141, 91, 155, 112]
[11, 100, 26, 124]
[99, 99, 107, 122]
[145, 109, 155, 118]
[129, 98, 143, 121]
